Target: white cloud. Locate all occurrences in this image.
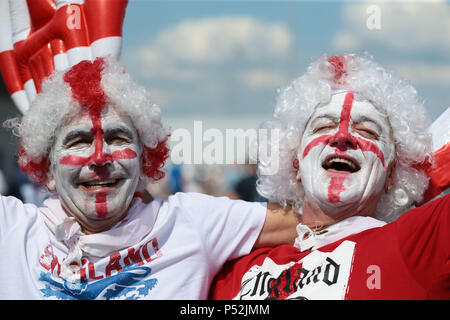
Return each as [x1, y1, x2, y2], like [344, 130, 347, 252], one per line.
[331, 0, 450, 90]
[238, 69, 288, 89]
[148, 87, 171, 107]
[123, 15, 294, 114]
[390, 63, 450, 85]
[128, 15, 293, 78]
[332, 0, 450, 54]
[145, 15, 293, 63]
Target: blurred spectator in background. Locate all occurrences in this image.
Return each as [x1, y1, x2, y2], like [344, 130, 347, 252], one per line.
[233, 164, 267, 202]
[145, 161, 264, 202]
[8, 164, 49, 206]
[168, 164, 184, 194]
[0, 168, 7, 195]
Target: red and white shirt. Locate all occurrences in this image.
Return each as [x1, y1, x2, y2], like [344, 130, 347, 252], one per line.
[0, 192, 266, 299]
[211, 194, 450, 300]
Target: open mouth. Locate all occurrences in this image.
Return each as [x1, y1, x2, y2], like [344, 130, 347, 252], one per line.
[322, 155, 360, 173]
[79, 179, 122, 189]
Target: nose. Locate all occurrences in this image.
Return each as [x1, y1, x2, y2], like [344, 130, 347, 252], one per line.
[88, 156, 112, 180]
[88, 142, 113, 170]
[88, 159, 112, 171]
[329, 129, 358, 150]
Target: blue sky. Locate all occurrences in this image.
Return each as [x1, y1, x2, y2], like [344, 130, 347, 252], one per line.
[120, 0, 450, 125]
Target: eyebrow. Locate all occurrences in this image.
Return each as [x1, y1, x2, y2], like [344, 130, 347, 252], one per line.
[62, 125, 135, 145]
[103, 126, 135, 139]
[308, 115, 339, 128]
[309, 112, 384, 129]
[62, 129, 92, 145]
[352, 115, 383, 132]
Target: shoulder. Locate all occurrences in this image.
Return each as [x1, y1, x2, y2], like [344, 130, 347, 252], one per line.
[394, 193, 449, 227]
[156, 192, 222, 222]
[0, 195, 41, 237]
[161, 192, 266, 237]
[165, 192, 216, 206]
[164, 192, 264, 214]
[161, 192, 213, 215]
[0, 195, 39, 218]
[416, 193, 449, 213]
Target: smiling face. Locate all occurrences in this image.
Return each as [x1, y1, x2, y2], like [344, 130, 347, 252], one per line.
[298, 91, 395, 216]
[48, 106, 142, 233]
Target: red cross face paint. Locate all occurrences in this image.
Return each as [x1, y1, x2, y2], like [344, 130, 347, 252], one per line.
[298, 92, 394, 211]
[48, 106, 142, 231]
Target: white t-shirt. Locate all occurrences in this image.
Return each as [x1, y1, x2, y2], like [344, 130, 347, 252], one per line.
[0, 192, 266, 300]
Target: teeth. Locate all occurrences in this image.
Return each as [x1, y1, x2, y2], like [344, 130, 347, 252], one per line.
[84, 179, 117, 187]
[326, 157, 358, 170]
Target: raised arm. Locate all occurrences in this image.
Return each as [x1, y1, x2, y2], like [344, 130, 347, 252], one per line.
[0, 0, 128, 114]
[252, 202, 300, 249]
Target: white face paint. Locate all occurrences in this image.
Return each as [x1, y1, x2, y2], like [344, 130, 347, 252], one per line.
[298, 91, 394, 214]
[48, 107, 142, 233]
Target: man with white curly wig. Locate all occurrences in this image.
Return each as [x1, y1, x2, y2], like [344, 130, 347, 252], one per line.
[211, 54, 449, 300]
[0, 57, 300, 300]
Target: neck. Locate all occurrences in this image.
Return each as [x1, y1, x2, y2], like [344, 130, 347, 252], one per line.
[60, 202, 130, 235]
[300, 197, 378, 230]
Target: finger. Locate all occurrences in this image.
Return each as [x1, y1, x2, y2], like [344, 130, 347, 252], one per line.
[0, 0, 29, 113]
[10, 0, 37, 103]
[29, 57, 41, 92]
[84, 0, 128, 59]
[54, 0, 84, 9]
[66, 46, 92, 67]
[29, 45, 54, 93]
[415, 108, 450, 205]
[429, 106, 450, 151]
[51, 39, 69, 71]
[0, 0, 13, 53]
[419, 143, 450, 204]
[27, 0, 56, 30]
[54, 1, 92, 66]
[10, 90, 30, 114]
[23, 76, 37, 104]
[0, 49, 30, 113]
[25, 1, 67, 74]
[9, 0, 31, 45]
[41, 43, 55, 78]
[90, 37, 123, 60]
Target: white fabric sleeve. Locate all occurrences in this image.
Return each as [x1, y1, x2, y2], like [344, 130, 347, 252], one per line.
[0, 195, 39, 239]
[172, 192, 267, 275]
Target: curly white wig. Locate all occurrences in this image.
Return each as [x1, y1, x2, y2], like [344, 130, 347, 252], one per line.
[5, 56, 170, 191]
[257, 53, 433, 222]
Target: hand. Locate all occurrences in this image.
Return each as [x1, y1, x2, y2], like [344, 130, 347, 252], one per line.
[0, 0, 128, 114]
[415, 107, 450, 205]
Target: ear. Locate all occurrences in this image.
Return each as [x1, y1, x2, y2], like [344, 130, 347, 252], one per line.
[293, 157, 301, 182]
[384, 161, 396, 192]
[45, 167, 56, 192]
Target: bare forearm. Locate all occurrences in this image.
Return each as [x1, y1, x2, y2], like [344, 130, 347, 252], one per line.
[253, 202, 300, 249]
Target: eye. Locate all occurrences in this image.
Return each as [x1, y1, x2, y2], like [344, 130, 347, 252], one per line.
[106, 135, 131, 145]
[353, 123, 379, 140]
[65, 137, 92, 148]
[313, 123, 337, 134]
